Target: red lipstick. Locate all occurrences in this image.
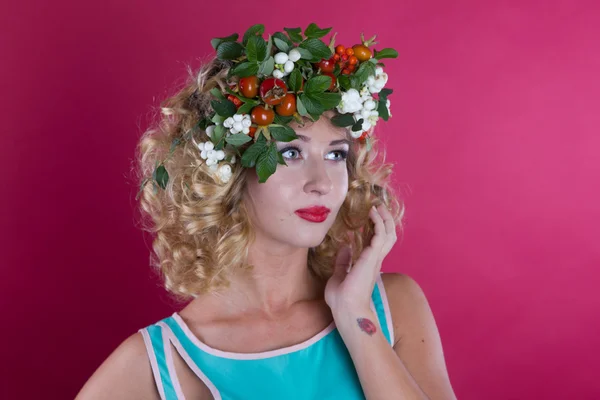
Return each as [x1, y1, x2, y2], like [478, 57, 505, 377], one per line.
[294, 206, 331, 223]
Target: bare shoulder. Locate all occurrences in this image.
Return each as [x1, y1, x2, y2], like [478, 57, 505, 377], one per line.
[380, 272, 458, 399]
[75, 331, 161, 400]
[380, 272, 427, 344]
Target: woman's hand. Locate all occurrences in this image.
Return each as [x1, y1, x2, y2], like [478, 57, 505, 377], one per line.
[324, 203, 397, 316]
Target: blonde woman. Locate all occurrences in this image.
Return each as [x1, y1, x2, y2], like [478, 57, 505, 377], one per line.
[77, 24, 456, 399]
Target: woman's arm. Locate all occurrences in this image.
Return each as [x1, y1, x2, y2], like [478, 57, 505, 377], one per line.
[75, 332, 162, 400]
[334, 272, 457, 400]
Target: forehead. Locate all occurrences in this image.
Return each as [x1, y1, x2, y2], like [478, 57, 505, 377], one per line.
[289, 115, 350, 144]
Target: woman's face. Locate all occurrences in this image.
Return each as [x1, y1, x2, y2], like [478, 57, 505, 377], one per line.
[243, 115, 350, 249]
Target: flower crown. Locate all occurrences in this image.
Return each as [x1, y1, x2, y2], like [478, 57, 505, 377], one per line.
[137, 23, 397, 199]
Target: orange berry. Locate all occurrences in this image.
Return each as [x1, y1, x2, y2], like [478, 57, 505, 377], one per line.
[333, 54, 340, 61]
[345, 48, 354, 56]
[335, 45, 346, 55]
[342, 68, 351, 75]
[349, 55, 358, 65]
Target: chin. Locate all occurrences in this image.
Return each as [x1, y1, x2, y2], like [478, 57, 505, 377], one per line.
[288, 227, 331, 248]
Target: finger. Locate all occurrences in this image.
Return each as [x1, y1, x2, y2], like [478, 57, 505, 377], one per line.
[377, 204, 396, 237]
[370, 205, 386, 249]
[333, 245, 352, 278]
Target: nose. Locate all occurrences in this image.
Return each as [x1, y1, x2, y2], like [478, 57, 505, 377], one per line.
[303, 157, 333, 195]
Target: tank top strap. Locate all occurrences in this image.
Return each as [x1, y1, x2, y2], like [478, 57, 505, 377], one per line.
[370, 272, 395, 346]
[138, 323, 186, 400]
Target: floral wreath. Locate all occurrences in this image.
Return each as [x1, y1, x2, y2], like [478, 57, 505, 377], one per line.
[137, 23, 398, 199]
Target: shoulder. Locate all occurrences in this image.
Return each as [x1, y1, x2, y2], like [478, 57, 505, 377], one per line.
[379, 272, 458, 398]
[75, 331, 161, 400]
[379, 272, 430, 346]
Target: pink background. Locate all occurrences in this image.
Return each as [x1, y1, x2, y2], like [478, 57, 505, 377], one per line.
[2, 0, 599, 398]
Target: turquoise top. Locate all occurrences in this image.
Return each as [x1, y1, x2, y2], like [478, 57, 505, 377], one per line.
[138, 272, 395, 399]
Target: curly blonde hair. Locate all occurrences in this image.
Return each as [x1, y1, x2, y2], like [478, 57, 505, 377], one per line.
[132, 55, 406, 303]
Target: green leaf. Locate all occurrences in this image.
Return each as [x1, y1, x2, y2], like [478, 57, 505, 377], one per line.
[338, 75, 352, 91]
[273, 38, 290, 53]
[296, 47, 314, 61]
[237, 102, 255, 115]
[246, 36, 267, 63]
[305, 91, 341, 109]
[377, 88, 393, 121]
[300, 93, 325, 115]
[225, 133, 253, 146]
[305, 75, 332, 94]
[198, 117, 211, 131]
[351, 118, 364, 132]
[256, 143, 278, 183]
[332, 62, 341, 76]
[330, 113, 356, 127]
[241, 133, 267, 167]
[211, 114, 225, 125]
[272, 32, 292, 53]
[353, 61, 376, 86]
[210, 33, 239, 51]
[276, 151, 287, 165]
[216, 41, 244, 60]
[242, 24, 265, 46]
[265, 35, 273, 58]
[212, 124, 226, 145]
[230, 61, 259, 77]
[284, 27, 303, 43]
[209, 87, 225, 100]
[379, 88, 393, 97]
[299, 39, 332, 60]
[258, 56, 275, 77]
[296, 94, 308, 116]
[153, 165, 169, 189]
[288, 69, 303, 92]
[374, 48, 399, 60]
[269, 125, 298, 142]
[274, 114, 294, 125]
[304, 23, 332, 39]
[211, 99, 237, 117]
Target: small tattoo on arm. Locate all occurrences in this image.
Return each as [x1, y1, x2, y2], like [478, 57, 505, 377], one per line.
[357, 318, 377, 335]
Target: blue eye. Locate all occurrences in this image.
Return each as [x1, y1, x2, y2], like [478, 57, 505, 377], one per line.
[279, 146, 348, 162]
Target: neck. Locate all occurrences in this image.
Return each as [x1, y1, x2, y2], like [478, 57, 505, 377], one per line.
[216, 242, 325, 318]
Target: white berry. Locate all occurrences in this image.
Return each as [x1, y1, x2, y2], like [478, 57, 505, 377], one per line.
[283, 60, 294, 74]
[288, 48, 301, 62]
[274, 52, 289, 64]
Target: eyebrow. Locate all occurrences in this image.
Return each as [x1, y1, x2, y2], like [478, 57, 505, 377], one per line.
[294, 134, 350, 146]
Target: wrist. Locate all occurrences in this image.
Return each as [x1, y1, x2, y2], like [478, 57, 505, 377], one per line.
[332, 306, 377, 331]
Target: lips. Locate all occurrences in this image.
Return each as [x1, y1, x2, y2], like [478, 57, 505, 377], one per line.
[294, 206, 331, 223]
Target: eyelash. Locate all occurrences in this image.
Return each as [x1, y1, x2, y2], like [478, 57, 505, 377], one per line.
[279, 146, 348, 162]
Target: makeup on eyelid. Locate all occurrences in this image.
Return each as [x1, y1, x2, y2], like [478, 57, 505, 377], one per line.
[278, 145, 349, 161]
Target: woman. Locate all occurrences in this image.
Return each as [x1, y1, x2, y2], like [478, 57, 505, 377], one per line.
[77, 24, 457, 399]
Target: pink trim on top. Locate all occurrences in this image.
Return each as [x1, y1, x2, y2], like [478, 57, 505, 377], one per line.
[158, 322, 222, 400]
[138, 328, 167, 400]
[376, 273, 396, 345]
[170, 310, 339, 360]
[162, 328, 187, 400]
